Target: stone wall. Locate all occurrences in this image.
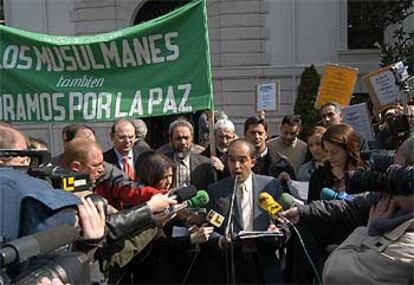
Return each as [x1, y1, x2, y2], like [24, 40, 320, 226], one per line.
[68, 0, 292, 134]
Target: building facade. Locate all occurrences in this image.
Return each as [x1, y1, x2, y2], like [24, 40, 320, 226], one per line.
[3, 0, 414, 154]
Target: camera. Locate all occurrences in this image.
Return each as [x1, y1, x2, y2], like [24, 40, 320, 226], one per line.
[27, 165, 91, 192]
[345, 165, 414, 196]
[0, 149, 91, 192]
[0, 224, 90, 285]
[386, 114, 411, 147]
[1, 252, 90, 285]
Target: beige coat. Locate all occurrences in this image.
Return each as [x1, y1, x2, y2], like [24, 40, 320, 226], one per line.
[323, 218, 414, 284]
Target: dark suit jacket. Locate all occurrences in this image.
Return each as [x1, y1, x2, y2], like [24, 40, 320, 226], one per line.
[254, 145, 296, 180]
[208, 174, 282, 234]
[103, 148, 142, 177]
[133, 140, 152, 158]
[207, 174, 284, 284]
[159, 151, 217, 190]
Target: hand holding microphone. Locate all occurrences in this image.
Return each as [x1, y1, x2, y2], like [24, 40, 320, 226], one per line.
[147, 193, 177, 214]
[169, 190, 210, 214]
[189, 224, 214, 244]
[152, 190, 210, 228]
[278, 207, 300, 225]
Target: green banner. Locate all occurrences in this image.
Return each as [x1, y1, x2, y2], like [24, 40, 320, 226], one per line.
[0, 0, 213, 123]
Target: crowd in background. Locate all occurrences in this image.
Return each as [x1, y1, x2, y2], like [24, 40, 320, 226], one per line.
[0, 99, 413, 284]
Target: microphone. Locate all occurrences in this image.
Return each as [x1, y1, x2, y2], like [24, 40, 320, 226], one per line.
[278, 192, 302, 209]
[186, 190, 209, 208]
[0, 224, 79, 267]
[168, 185, 197, 202]
[169, 190, 210, 213]
[320, 188, 353, 201]
[257, 192, 283, 219]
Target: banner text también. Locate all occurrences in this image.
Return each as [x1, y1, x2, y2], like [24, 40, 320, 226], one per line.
[0, 84, 192, 121]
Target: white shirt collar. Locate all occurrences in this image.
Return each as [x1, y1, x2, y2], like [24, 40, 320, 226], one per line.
[175, 153, 190, 167]
[257, 146, 268, 159]
[114, 148, 133, 167]
[114, 148, 133, 159]
[239, 172, 253, 190]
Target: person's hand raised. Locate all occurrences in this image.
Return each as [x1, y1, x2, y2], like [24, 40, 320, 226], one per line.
[77, 196, 106, 240]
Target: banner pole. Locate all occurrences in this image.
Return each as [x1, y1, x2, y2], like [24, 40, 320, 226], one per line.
[48, 123, 55, 156]
[207, 109, 215, 157]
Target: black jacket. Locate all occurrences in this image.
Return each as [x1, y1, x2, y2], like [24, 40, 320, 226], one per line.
[254, 145, 296, 179]
[299, 192, 382, 244]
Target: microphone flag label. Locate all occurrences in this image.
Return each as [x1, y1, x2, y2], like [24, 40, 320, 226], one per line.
[206, 210, 225, 227]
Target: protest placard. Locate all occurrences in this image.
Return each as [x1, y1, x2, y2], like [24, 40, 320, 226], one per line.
[363, 66, 401, 111]
[342, 103, 375, 142]
[315, 64, 358, 109]
[255, 81, 280, 112]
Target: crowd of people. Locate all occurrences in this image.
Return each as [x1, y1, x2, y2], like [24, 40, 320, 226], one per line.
[0, 101, 413, 285]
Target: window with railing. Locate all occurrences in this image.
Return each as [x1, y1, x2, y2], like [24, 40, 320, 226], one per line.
[134, 0, 190, 25]
[347, 0, 384, 49]
[0, 0, 4, 25]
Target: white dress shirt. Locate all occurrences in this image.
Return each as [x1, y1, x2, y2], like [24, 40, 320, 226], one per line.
[114, 148, 134, 171]
[236, 173, 253, 231]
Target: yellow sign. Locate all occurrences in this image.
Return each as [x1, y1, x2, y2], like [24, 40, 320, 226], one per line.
[315, 64, 358, 109]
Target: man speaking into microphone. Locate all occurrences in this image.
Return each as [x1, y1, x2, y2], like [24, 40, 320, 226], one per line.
[206, 138, 285, 284]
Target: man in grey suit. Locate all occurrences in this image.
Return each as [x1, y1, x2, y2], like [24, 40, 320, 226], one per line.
[206, 138, 285, 284]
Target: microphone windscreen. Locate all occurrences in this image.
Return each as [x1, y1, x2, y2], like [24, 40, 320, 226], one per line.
[278, 193, 296, 209]
[257, 192, 274, 208]
[320, 187, 337, 200]
[171, 185, 197, 202]
[187, 190, 209, 208]
[257, 192, 283, 217]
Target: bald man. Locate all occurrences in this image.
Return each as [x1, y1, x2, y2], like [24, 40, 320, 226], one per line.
[0, 123, 30, 166]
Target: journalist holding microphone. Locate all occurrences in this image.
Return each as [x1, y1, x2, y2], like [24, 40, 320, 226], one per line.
[115, 151, 213, 284]
[0, 125, 177, 284]
[280, 165, 414, 284]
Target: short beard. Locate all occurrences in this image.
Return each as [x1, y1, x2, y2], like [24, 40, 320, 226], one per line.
[216, 145, 228, 154]
[176, 149, 190, 159]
